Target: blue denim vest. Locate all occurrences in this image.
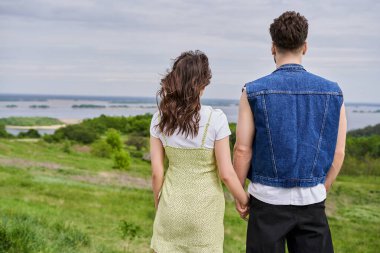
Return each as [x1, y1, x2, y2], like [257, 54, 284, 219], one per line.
[244, 63, 343, 188]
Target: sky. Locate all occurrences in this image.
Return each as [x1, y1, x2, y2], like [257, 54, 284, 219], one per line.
[0, 0, 379, 103]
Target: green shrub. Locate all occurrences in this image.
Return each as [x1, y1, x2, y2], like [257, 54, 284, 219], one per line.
[41, 114, 154, 144]
[128, 149, 144, 159]
[125, 134, 148, 151]
[125, 114, 151, 136]
[106, 129, 123, 151]
[42, 133, 61, 143]
[119, 220, 141, 240]
[91, 139, 113, 158]
[76, 113, 152, 136]
[340, 135, 380, 176]
[80, 114, 128, 135]
[17, 129, 41, 138]
[54, 124, 98, 144]
[112, 150, 131, 170]
[229, 123, 236, 152]
[0, 123, 12, 138]
[62, 139, 72, 154]
[346, 135, 380, 158]
[348, 123, 380, 137]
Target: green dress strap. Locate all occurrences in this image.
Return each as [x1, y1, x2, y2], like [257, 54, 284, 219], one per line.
[157, 113, 168, 146]
[201, 109, 213, 148]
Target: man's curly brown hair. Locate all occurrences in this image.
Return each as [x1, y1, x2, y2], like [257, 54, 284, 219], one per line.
[269, 11, 308, 51]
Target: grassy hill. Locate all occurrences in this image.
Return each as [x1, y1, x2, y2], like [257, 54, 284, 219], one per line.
[0, 138, 379, 253]
[0, 117, 63, 126]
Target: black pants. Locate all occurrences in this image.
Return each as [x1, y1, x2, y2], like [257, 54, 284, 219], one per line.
[246, 195, 334, 253]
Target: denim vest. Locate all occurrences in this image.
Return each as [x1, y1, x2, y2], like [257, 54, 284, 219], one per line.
[244, 63, 343, 188]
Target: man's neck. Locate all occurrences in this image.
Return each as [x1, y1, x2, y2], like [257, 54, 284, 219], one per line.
[275, 54, 303, 68]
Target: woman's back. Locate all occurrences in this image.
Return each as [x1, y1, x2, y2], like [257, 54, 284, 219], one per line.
[150, 104, 231, 149]
[150, 50, 248, 253]
[150, 105, 231, 252]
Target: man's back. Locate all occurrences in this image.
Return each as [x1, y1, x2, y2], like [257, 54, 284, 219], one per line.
[244, 63, 343, 188]
[233, 11, 347, 253]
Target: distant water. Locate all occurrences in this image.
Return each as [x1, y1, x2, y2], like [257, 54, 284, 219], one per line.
[1, 93, 380, 135]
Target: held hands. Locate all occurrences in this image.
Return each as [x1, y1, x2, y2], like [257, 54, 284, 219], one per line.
[235, 192, 250, 221]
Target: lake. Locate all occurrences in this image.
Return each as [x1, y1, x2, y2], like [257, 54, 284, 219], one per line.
[1, 94, 380, 135]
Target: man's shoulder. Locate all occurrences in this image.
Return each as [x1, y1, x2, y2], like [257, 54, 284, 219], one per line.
[304, 71, 342, 93]
[244, 70, 342, 94]
[244, 74, 274, 91]
[246, 73, 273, 85]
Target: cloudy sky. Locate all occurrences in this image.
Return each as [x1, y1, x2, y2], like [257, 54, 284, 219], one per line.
[0, 0, 379, 102]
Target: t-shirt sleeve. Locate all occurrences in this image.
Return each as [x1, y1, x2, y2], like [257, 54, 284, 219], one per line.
[150, 111, 160, 138]
[241, 83, 247, 93]
[214, 110, 231, 140]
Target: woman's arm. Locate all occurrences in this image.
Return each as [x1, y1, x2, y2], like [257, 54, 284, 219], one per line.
[150, 135, 165, 209]
[215, 136, 249, 206]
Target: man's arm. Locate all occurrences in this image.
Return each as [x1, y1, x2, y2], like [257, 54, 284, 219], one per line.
[233, 89, 255, 187]
[324, 103, 347, 192]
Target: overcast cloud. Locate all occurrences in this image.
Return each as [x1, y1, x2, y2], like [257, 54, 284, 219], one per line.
[0, 0, 379, 102]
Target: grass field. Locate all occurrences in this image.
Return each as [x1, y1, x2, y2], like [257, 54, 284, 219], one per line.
[0, 138, 379, 253]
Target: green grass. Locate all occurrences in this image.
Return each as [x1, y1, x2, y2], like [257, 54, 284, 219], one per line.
[326, 176, 380, 253]
[0, 139, 151, 178]
[0, 117, 63, 126]
[0, 210, 90, 253]
[0, 139, 379, 252]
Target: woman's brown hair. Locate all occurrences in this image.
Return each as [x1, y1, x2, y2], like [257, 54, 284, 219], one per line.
[155, 50, 212, 138]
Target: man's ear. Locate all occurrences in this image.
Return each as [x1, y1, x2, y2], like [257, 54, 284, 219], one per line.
[271, 42, 276, 55]
[302, 42, 308, 55]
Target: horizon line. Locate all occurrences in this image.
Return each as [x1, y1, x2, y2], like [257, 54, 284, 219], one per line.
[1, 92, 380, 105]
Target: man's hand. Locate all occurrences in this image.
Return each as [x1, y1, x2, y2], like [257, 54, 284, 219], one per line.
[235, 193, 250, 220]
[324, 181, 332, 193]
[324, 104, 347, 194]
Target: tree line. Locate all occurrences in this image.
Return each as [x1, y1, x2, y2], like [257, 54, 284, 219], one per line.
[1, 114, 379, 176]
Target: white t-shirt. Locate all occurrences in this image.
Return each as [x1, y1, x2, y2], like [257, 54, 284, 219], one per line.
[150, 105, 231, 149]
[247, 183, 326, 205]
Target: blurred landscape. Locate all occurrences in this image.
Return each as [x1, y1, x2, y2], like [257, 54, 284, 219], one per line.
[0, 94, 379, 252]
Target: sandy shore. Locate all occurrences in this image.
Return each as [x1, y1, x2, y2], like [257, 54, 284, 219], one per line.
[5, 118, 82, 130]
[58, 118, 83, 125]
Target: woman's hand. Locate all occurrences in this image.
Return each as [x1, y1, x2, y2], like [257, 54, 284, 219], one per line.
[235, 193, 250, 220]
[154, 191, 161, 209]
[154, 198, 159, 209]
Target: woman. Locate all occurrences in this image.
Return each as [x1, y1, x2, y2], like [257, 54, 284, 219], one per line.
[150, 50, 248, 253]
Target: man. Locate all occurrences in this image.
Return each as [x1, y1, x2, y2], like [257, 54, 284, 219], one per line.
[233, 11, 347, 253]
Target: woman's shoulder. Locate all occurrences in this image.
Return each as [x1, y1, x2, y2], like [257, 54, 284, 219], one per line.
[151, 110, 160, 123]
[202, 105, 231, 140]
[202, 105, 229, 128]
[203, 105, 227, 119]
